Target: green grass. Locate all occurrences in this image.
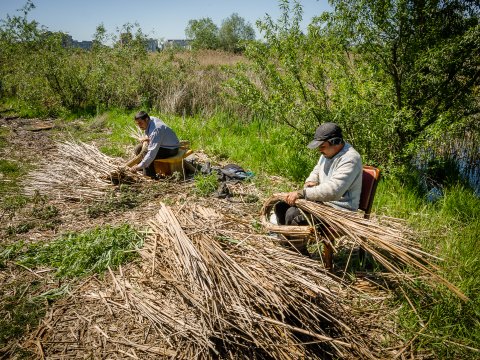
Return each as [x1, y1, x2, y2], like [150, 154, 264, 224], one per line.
[167, 113, 316, 182]
[374, 179, 480, 358]
[194, 172, 219, 196]
[1, 224, 144, 278]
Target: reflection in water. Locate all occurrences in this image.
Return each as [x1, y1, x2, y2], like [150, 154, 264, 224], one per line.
[414, 130, 479, 199]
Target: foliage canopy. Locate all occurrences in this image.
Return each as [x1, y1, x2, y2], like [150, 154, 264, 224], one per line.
[226, 0, 479, 169]
[185, 13, 255, 52]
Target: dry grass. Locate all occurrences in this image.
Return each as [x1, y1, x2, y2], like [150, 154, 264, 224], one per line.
[158, 49, 247, 67]
[25, 203, 400, 359]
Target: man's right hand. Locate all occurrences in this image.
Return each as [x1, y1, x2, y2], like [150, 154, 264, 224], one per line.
[285, 191, 302, 206]
[304, 181, 317, 188]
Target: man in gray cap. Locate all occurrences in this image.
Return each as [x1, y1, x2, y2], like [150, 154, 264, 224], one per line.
[279, 122, 363, 225]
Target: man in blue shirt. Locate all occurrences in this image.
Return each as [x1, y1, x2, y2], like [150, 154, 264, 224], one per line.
[130, 111, 180, 178]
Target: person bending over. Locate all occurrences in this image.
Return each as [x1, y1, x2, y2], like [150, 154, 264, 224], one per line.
[130, 111, 180, 178]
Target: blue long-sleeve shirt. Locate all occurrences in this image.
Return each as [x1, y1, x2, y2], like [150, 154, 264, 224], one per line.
[137, 117, 180, 169]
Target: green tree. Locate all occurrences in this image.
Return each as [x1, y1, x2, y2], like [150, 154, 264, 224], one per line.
[185, 17, 219, 50]
[226, 0, 479, 168]
[324, 0, 480, 161]
[219, 13, 255, 52]
[114, 22, 148, 52]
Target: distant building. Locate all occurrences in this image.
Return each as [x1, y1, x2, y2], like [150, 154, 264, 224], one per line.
[73, 40, 93, 50]
[146, 38, 158, 52]
[162, 39, 192, 50]
[55, 33, 93, 50]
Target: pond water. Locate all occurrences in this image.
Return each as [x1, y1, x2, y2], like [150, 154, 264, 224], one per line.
[414, 132, 480, 199]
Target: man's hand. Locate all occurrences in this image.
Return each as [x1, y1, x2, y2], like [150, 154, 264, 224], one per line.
[285, 191, 302, 206]
[129, 165, 139, 172]
[304, 181, 317, 188]
[140, 136, 149, 143]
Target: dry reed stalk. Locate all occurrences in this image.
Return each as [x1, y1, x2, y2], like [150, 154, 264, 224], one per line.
[128, 203, 392, 359]
[25, 203, 403, 359]
[261, 194, 467, 301]
[23, 141, 144, 201]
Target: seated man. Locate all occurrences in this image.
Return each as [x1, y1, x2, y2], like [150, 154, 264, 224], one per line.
[279, 122, 363, 225]
[130, 111, 180, 178]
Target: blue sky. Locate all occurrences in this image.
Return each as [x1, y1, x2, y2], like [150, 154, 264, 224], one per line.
[0, 0, 331, 41]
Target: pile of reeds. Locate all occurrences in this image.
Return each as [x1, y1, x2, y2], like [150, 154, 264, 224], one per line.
[261, 194, 467, 301]
[29, 203, 399, 359]
[24, 141, 144, 201]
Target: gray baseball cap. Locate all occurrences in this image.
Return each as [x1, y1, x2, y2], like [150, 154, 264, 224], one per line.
[307, 122, 343, 149]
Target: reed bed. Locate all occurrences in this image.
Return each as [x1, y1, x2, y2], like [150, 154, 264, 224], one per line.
[23, 141, 144, 201]
[29, 203, 399, 359]
[261, 194, 467, 301]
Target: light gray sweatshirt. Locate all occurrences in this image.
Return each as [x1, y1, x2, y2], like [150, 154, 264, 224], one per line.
[304, 143, 363, 211]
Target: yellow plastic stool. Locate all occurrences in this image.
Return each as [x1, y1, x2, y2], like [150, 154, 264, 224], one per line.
[153, 148, 193, 177]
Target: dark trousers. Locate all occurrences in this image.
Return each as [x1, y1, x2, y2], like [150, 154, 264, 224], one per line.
[274, 202, 308, 226]
[135, 144, 179, 178]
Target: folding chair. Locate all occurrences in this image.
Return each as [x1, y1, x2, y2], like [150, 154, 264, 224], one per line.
[323, 165, 381, 269]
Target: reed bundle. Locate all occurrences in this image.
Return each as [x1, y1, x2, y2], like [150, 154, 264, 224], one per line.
[29, 203, 399, 359]
[24, 141, 143, 200]
[261, 194, 467, 301]
[116, 204, 391, 359]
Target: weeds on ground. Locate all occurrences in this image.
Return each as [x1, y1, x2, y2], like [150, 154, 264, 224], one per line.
[0, 280, 46, 354]
[86, 185, 142, 218]
[0, 156, 29, 223]
[1, 224, 144, 278]
[3, 192, 61, 235]
[194, 172, 218, 196]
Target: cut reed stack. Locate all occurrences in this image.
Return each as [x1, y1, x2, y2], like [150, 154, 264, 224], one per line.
[261, 194, 467, 301]
[24, 141, 143, 201]
[30, 203, 397, 359]
[119, 204, 390, 359]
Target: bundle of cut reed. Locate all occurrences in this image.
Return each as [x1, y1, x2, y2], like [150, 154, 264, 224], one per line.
[24, 141, 144, 201]
[28, 202, 405, 358]
[261, 194, 467, 301]
[117, 203, 393, 359]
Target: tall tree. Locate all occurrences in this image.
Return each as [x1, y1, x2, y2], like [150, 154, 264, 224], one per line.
[185, 17, 219, 50]
[218, 13, 255, 52]
[324, 0, 480, 158]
